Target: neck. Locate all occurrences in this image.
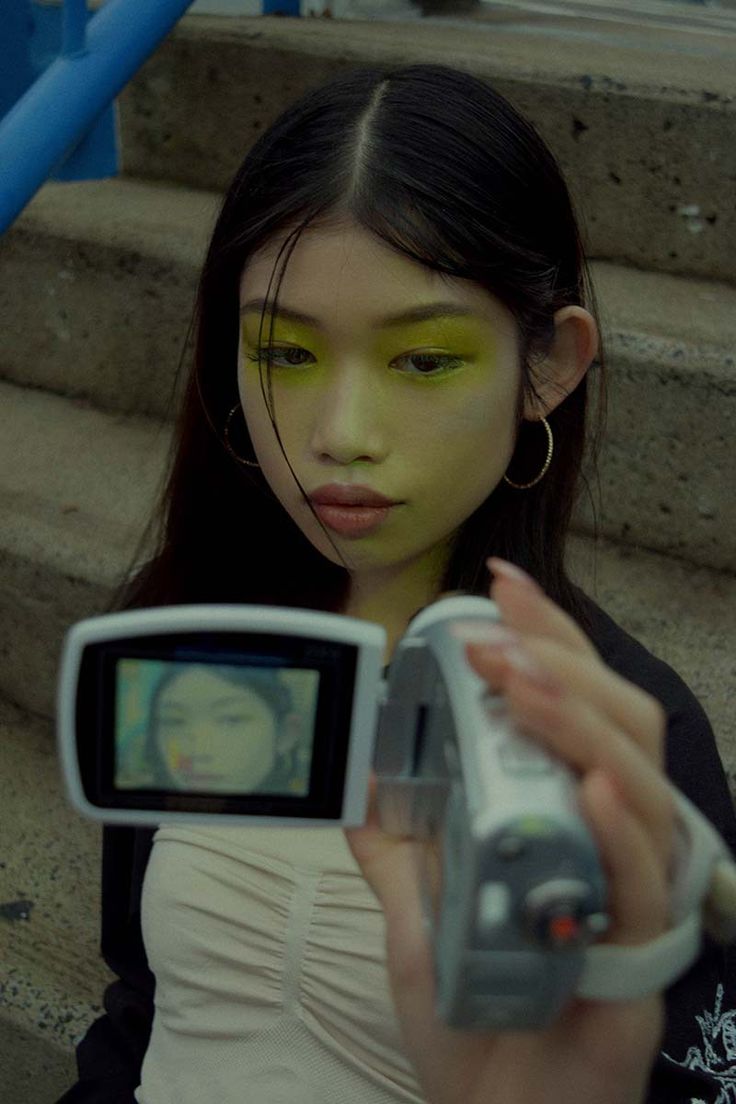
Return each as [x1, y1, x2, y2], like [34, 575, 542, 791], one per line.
[341, 539, 454, 666]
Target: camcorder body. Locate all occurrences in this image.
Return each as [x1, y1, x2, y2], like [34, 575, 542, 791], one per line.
[57, 595, 734, 1030]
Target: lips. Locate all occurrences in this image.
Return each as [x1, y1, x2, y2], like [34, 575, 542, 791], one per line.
[309, 483, 399, 508]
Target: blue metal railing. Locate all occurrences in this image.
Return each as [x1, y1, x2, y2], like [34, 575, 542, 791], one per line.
[63, 0, 91, 59]
[0, 0, 206, 233]
[0, 0, 304, 235]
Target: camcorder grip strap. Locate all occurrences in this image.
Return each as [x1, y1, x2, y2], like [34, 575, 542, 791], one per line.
[575, 786, 736, 1001]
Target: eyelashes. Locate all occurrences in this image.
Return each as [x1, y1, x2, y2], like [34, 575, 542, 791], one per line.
[245, 346, 465, 377]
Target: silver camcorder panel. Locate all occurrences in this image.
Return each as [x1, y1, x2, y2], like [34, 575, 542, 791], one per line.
[374, 595, 609, 1029]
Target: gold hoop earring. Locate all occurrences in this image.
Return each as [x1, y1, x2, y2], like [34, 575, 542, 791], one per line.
[224, 405, 260, 468]
[502, 416, 553, 489]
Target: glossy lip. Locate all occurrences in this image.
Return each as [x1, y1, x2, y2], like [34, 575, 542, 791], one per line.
[312, 502, 395, 538]
[309, 483, 400, 507]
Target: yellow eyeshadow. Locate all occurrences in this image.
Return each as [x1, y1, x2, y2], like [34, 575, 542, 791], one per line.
[377, 323, 488, 356]
[242, 316, 490, 353]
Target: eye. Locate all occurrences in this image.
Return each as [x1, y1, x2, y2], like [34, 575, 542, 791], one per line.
[246, 347, 311, 367]
[246, 347, 464, 376]
[393, 352, 465, 377]
[216, 713, 253, 727]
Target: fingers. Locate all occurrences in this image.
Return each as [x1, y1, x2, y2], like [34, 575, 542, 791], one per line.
[464, 559, 677, 914]
[579, 771, 669, 945]
[465, 638, 667, 768]
[474, 559, 667, 767]
[486, 558, 598, 660]
[496, 662, 675, 876]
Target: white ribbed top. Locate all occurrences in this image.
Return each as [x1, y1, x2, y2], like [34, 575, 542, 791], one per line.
[135, 823, 427, 1104]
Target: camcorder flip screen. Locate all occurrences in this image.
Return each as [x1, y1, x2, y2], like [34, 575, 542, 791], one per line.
[75, 631, 359, 820]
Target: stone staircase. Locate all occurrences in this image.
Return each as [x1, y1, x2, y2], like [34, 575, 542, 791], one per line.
[1, 4, 735, 1100]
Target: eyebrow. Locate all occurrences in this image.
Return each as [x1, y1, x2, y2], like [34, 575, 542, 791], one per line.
[239, 298, 485, 329]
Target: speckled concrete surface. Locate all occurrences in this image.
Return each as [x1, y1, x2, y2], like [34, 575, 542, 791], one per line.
[567, 532, 736, 792]
[0, 697, 113, 1103]
[0, 179, 216, 419]
[116, 11, 736, 281]
[0, 380, 170, 715]
[575, 262, 736, 573]
[571, 328, 736, 573]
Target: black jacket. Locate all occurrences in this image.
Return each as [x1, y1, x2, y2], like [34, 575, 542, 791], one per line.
[56, 596, 736, 1103]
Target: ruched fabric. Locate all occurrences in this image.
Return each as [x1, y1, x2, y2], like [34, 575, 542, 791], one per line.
[135, 824, 427, 1103]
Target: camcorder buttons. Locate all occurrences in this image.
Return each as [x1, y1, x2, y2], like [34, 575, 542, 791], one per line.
[496, 816, 555, 861]
[476, 882, 512, 938]
[523, 879, 610, 950]
[496, 834, 527, 861]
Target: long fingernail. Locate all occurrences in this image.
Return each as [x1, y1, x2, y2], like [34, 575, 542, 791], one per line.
[449, 621, 518, 647]
[486, 557, 539, 590]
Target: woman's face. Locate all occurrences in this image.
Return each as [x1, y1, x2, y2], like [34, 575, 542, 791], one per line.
[237, 220, 522, 594]
[154, 667, 279, 793]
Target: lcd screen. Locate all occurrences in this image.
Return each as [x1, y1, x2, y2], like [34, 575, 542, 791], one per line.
[113, 658, 320, 797]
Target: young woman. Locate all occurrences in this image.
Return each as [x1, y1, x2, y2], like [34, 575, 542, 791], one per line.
[57, 63, 736, 1104]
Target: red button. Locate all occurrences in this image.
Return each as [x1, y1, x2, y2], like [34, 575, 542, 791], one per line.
[549, 915, 580, 943]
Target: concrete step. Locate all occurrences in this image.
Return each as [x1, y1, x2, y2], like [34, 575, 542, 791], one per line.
[0, 380, 170, 717]
[181, 0, 736, 21]
[2, 178, 735, 570]
[0, 379, 734, 791]
[113, 10, 736, 281]
[0, 695, 113, 1104]
[0, 179, 218, 421]
[454, 0, 736, 39]
[186, 0, 736, 23]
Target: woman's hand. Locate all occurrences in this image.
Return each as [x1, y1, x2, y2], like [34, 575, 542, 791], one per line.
[343, 558, 675, 1104]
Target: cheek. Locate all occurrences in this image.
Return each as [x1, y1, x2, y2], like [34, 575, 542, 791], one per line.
[239, 343, 303, 425]
[403, 392, 519, 528]
[239, 366, 282, 456]
[238, 354, 261, 421]
[238, 735, 276, 784]
[412, 388, 518, 473]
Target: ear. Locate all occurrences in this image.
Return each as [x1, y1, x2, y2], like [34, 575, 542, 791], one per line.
[522, 306, 599, 420]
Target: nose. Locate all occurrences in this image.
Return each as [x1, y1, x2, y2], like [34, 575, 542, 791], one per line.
[311, 364, 390, 462]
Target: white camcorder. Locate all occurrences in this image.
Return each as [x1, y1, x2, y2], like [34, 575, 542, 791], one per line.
[57, 594, 736, 1030]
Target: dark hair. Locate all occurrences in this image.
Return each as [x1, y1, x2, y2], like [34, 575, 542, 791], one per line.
[116, 62, 606, 634]
[140, 664, 300, 791]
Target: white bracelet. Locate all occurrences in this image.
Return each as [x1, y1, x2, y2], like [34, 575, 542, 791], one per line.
[575, 787, 735, 1001]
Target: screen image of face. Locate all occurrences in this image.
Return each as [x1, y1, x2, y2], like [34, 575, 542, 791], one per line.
[114, 659, 319, 795]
